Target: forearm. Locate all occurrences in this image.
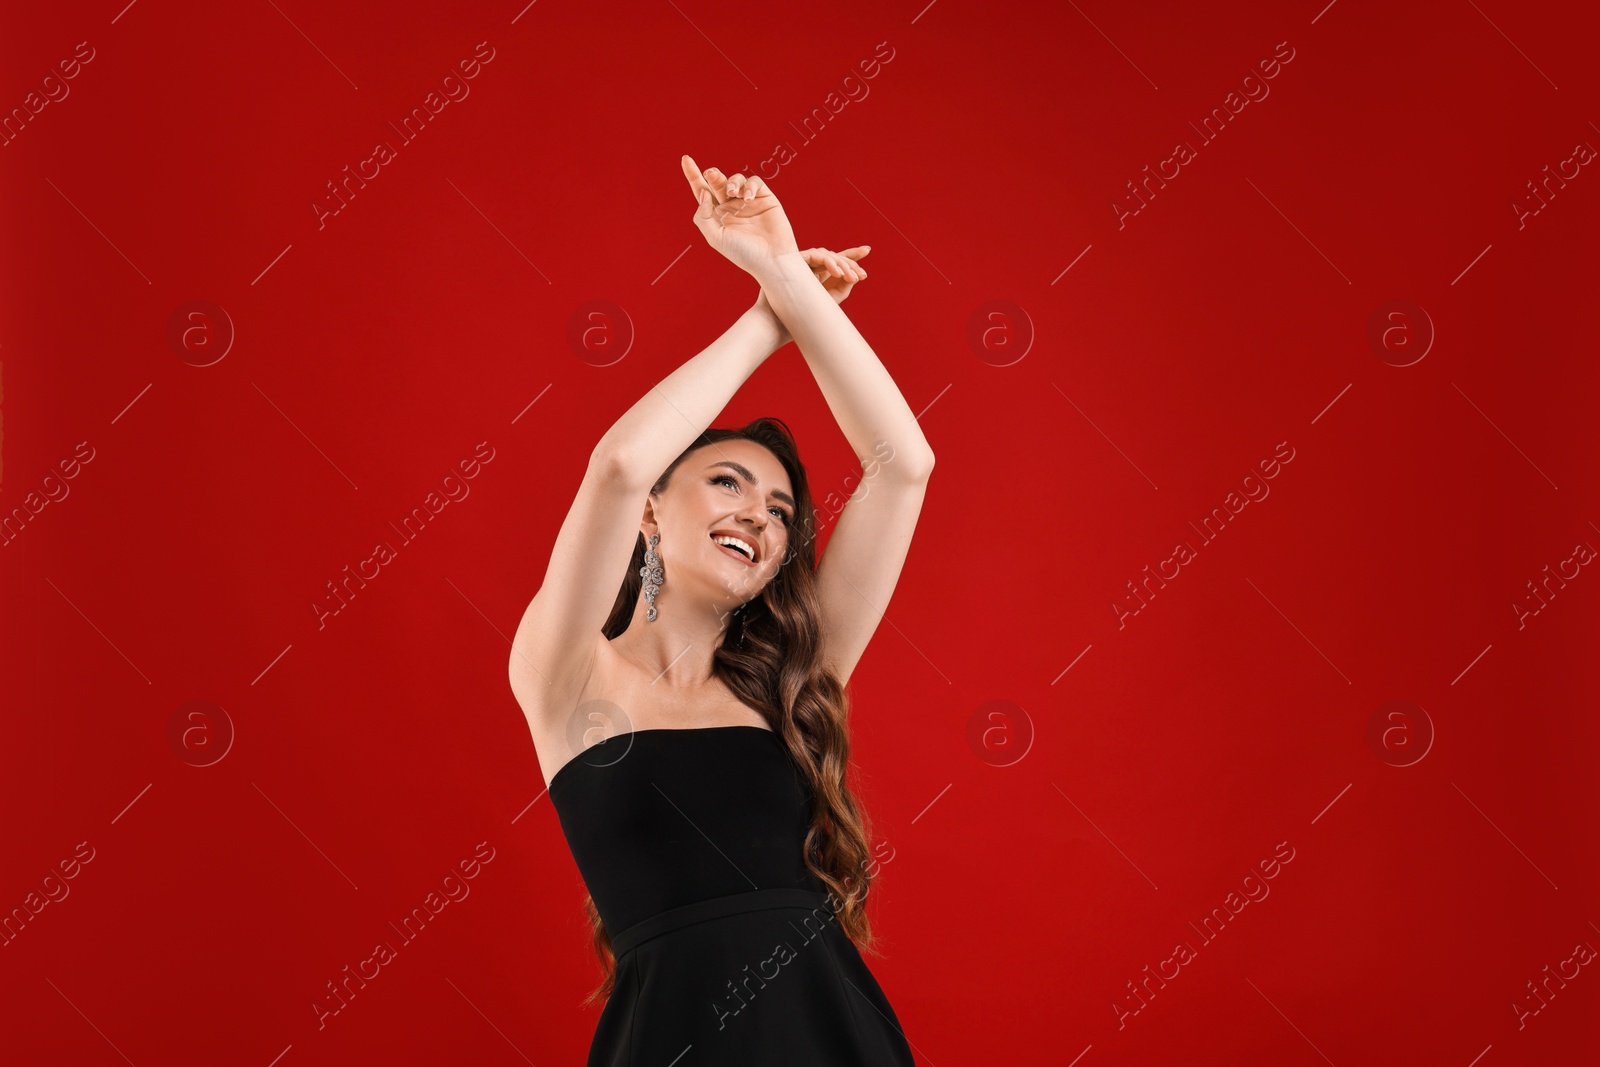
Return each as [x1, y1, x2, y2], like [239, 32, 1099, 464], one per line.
[594, 303, 787, 481]
[756, 253, 935, 475]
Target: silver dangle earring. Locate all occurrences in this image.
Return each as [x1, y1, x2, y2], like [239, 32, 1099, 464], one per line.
[641, 533, 664, 621]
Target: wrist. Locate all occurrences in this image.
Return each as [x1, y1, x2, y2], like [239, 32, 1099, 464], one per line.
[750, 251, 813, 288]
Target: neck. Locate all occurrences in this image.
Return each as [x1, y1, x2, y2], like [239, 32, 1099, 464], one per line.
[613, 592, 734, 688]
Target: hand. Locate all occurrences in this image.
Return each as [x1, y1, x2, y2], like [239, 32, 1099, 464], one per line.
[682, 155, 801, 275]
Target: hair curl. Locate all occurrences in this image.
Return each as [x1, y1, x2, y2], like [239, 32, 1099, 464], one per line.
[578, 417, 885, 1006]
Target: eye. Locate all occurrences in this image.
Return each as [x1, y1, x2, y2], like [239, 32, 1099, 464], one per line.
[711, 474, 791, 524]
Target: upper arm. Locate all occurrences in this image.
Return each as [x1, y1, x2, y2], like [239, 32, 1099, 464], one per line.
[508, 448, 648, 724]
[813, 458, 934, 688]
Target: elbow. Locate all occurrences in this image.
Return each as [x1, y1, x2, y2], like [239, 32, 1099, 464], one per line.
[588, 443, 650, 489]
[898, 449, 935, 481]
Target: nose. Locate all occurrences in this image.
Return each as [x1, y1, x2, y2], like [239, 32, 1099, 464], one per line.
[737, 500, 767, 536]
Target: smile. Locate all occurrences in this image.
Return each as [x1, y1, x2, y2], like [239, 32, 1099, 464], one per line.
[710, 533, 758, 565]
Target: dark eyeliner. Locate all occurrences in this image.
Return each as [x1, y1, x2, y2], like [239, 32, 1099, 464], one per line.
[712, 473, 789, 522]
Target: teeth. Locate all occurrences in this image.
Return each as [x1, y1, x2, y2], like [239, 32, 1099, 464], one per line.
[712, 535, 755, 561]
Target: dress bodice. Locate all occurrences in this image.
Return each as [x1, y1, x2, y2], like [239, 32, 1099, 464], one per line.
[546, 726, 826, 935]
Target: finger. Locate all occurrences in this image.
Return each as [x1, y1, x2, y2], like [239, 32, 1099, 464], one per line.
[744, 175, 769, 200]
[726, 173, 748, 199]
[702, 166, 729, 205]
[683, 158, 723, 224]
[681, 155, 712, 202]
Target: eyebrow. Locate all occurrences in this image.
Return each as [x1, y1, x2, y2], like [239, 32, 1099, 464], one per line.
[706, 461, 796, 510]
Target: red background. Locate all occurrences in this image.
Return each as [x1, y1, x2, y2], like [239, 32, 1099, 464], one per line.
[3, 0, 1597, 1063]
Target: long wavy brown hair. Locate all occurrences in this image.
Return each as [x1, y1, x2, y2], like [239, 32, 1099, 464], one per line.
[578, 417, 885, 1006]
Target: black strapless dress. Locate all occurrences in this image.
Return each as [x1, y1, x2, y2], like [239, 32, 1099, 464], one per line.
[547, 725, 917, 1066]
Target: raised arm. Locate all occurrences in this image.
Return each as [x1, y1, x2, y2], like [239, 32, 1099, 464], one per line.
[756, 254, 935, 476]
[754, 241, 936, 686]
[672, 154, 929, 472]
[508, 304, 787, 721]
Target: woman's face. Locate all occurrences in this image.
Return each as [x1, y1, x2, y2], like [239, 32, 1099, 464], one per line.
[649, 439, 795, 609]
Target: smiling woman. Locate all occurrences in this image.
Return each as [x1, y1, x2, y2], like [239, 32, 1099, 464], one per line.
[611, 424, 808, 632]
[505, 157, 932, 1063]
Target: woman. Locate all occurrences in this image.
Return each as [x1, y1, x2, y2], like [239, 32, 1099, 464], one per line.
[508, 155, 934, 1064]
